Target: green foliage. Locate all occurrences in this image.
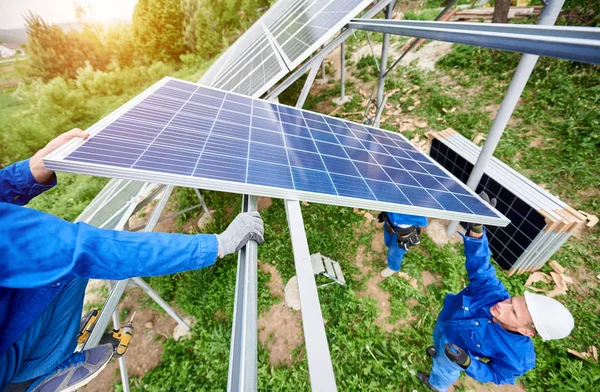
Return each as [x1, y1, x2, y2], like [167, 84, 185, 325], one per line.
[133, 0, 188, 63]
[192, 0, 272, 60]
[22, 13, 110, 81]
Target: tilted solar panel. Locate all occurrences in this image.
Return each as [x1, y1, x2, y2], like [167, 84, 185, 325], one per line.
[45, 77, 509, 226]
[199, 0, 374, 97]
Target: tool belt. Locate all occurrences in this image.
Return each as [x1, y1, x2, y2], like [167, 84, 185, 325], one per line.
[378, 212, 422, 250]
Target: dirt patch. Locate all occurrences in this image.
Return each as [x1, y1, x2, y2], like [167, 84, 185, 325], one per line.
[257, 197, 272, 211]
[454, 377, 526, 392]
[421, 270, 442, 288]
[260, 262, 284, 297]
[257, 261, 303, 366]
[371, 230, 386, 254]
[81, 288, 179, 392]
[425, 219, 463, 246]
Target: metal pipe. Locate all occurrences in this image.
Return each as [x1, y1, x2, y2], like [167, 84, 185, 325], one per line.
[348, 8, 598, 64]
[227, 195, 259, 392]
[131, 277, 190, 330]
[106, 281, 131, 392]
[375, 2, 394, 127]
[194, 188, 211, 217]
[340, 41, 346, 99]
[321, 45, 328, 82]
[446, 0, 565, 236]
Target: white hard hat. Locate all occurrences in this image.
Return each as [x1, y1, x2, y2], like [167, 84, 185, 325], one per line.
[524, 291, 574, 341]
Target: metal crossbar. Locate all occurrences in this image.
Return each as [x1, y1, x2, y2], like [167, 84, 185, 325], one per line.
[347, 19, 600, 64]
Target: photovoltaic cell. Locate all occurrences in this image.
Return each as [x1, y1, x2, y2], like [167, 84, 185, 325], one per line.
[45, 77, 509, 226]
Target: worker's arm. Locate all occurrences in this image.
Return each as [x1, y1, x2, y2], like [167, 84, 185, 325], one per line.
[0, 202, 219, 288]
[464, 355, 531, 385]
[459, 229, 501, 286]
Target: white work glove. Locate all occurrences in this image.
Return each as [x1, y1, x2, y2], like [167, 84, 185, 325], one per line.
[216, 211, 265, 257]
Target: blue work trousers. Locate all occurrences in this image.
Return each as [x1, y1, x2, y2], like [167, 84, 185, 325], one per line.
[383, 224, 407, 272]
[7, 279, 87, 384]
[428, 324, 463, 391]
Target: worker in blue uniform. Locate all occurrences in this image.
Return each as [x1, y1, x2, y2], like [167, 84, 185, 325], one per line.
[377, 212, 428, 278]
[417, 193, 575, 391]
[0, 129, 265, 392]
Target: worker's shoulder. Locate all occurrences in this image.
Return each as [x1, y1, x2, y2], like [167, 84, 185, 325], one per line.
[387, 212, 428, 227]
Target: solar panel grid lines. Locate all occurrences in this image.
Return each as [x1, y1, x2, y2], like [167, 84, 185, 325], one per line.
[45, 77, 509, 226]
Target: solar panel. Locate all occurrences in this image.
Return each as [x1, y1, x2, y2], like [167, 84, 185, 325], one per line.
[45, 77, 509, 226]
[199, 0, 374, 97]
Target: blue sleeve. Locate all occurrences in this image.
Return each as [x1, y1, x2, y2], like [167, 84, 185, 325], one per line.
[465, 349, 535, 385]
[0, 203, 218, 288]
[0, 159, 57, 205]
[459, 229, 505, 291]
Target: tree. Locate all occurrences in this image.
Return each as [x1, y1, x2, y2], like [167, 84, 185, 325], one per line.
[492, 0, 511, 23]
[22, 12, 109, 81]
[133, 0, 187, 63]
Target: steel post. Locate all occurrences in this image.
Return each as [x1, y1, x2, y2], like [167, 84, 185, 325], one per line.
[227, 195, 259, 392]
[296, 60, 321, 108]
[340, 41, 346, 99]
[446, 0, 565, 236]
[375, 3, 394, 127]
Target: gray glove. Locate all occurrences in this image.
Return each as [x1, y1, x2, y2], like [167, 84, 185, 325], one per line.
[471, 191, 498, 234]
[216, 211, 265, 257]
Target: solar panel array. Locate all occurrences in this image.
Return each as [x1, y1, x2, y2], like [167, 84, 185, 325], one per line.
[199, 0, 373, 97]
[429, 130, 586, 272]
[45, 78, 508, 226]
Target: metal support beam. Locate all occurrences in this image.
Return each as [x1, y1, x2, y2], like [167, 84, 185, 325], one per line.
[284, 200, 337, 391]
[296, 60, 322, 108]
[446, 0, 565, 236]
[227, 195, 259, 392]
[266, 0, 397, 101]
[340, 41, 346, 99]
[107, 281, 130, 392]
[348, 9, 599, 64]
[374, 2, 394, 127]
[131, 277, 190, 331]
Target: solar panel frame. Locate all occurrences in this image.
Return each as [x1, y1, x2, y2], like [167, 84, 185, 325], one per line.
[45, 77, 509, 226]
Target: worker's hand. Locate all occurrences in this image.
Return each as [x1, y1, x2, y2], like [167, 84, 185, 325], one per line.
[444, 343, 471, 369]
[377, 211, 387, 223]
[29, 128, 90, 184]
[469, 191, 497, 237]
[216, 211, 265, 257]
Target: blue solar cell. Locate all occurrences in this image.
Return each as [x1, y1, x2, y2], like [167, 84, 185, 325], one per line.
[427, 190, 472, 214]
[288, 149, 324, 170]
[247, 160, 293, 189]
[315, 140, 346, 158]
[203, 135, 248, 157]
[251, 128, 285, 146]
[311, 129, 339, 144]
[279, 113, 305, 126]
[397, 158, 427, 174]
[460, 196, 497, 217]
[282, 123, 311, 138]
[419, 162, 450, 178]
[330, 174, 375, 200]
[370, 152, 402, 169]
[56, 78, 505, 225]
[321, 155, 359, 176]
[398, 185, 442, 209]
[250, 142, 288, 165]
[328, 124, 354, 137]
[344, 146, 371, 162]
[252, 116, 282, 132]
[382, 167, 420, 187]
[291, 167, 336, 195]
[410, 172, 448, 191]
[304, 119, 331, 132]
[252, 107, 278, 120]
[354, 161, 389, 181]
[284, 134, 317, 153]
[336, 135, 364, 149]
[365, 179, 410, 205]
[194, 153, 246, 182]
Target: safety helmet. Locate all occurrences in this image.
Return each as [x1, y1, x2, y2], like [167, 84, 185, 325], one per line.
[524, 291, 574, 341]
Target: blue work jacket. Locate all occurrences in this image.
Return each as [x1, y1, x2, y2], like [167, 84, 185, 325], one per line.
[437, 231, 536, 385]
[0, 159, 218, 368]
